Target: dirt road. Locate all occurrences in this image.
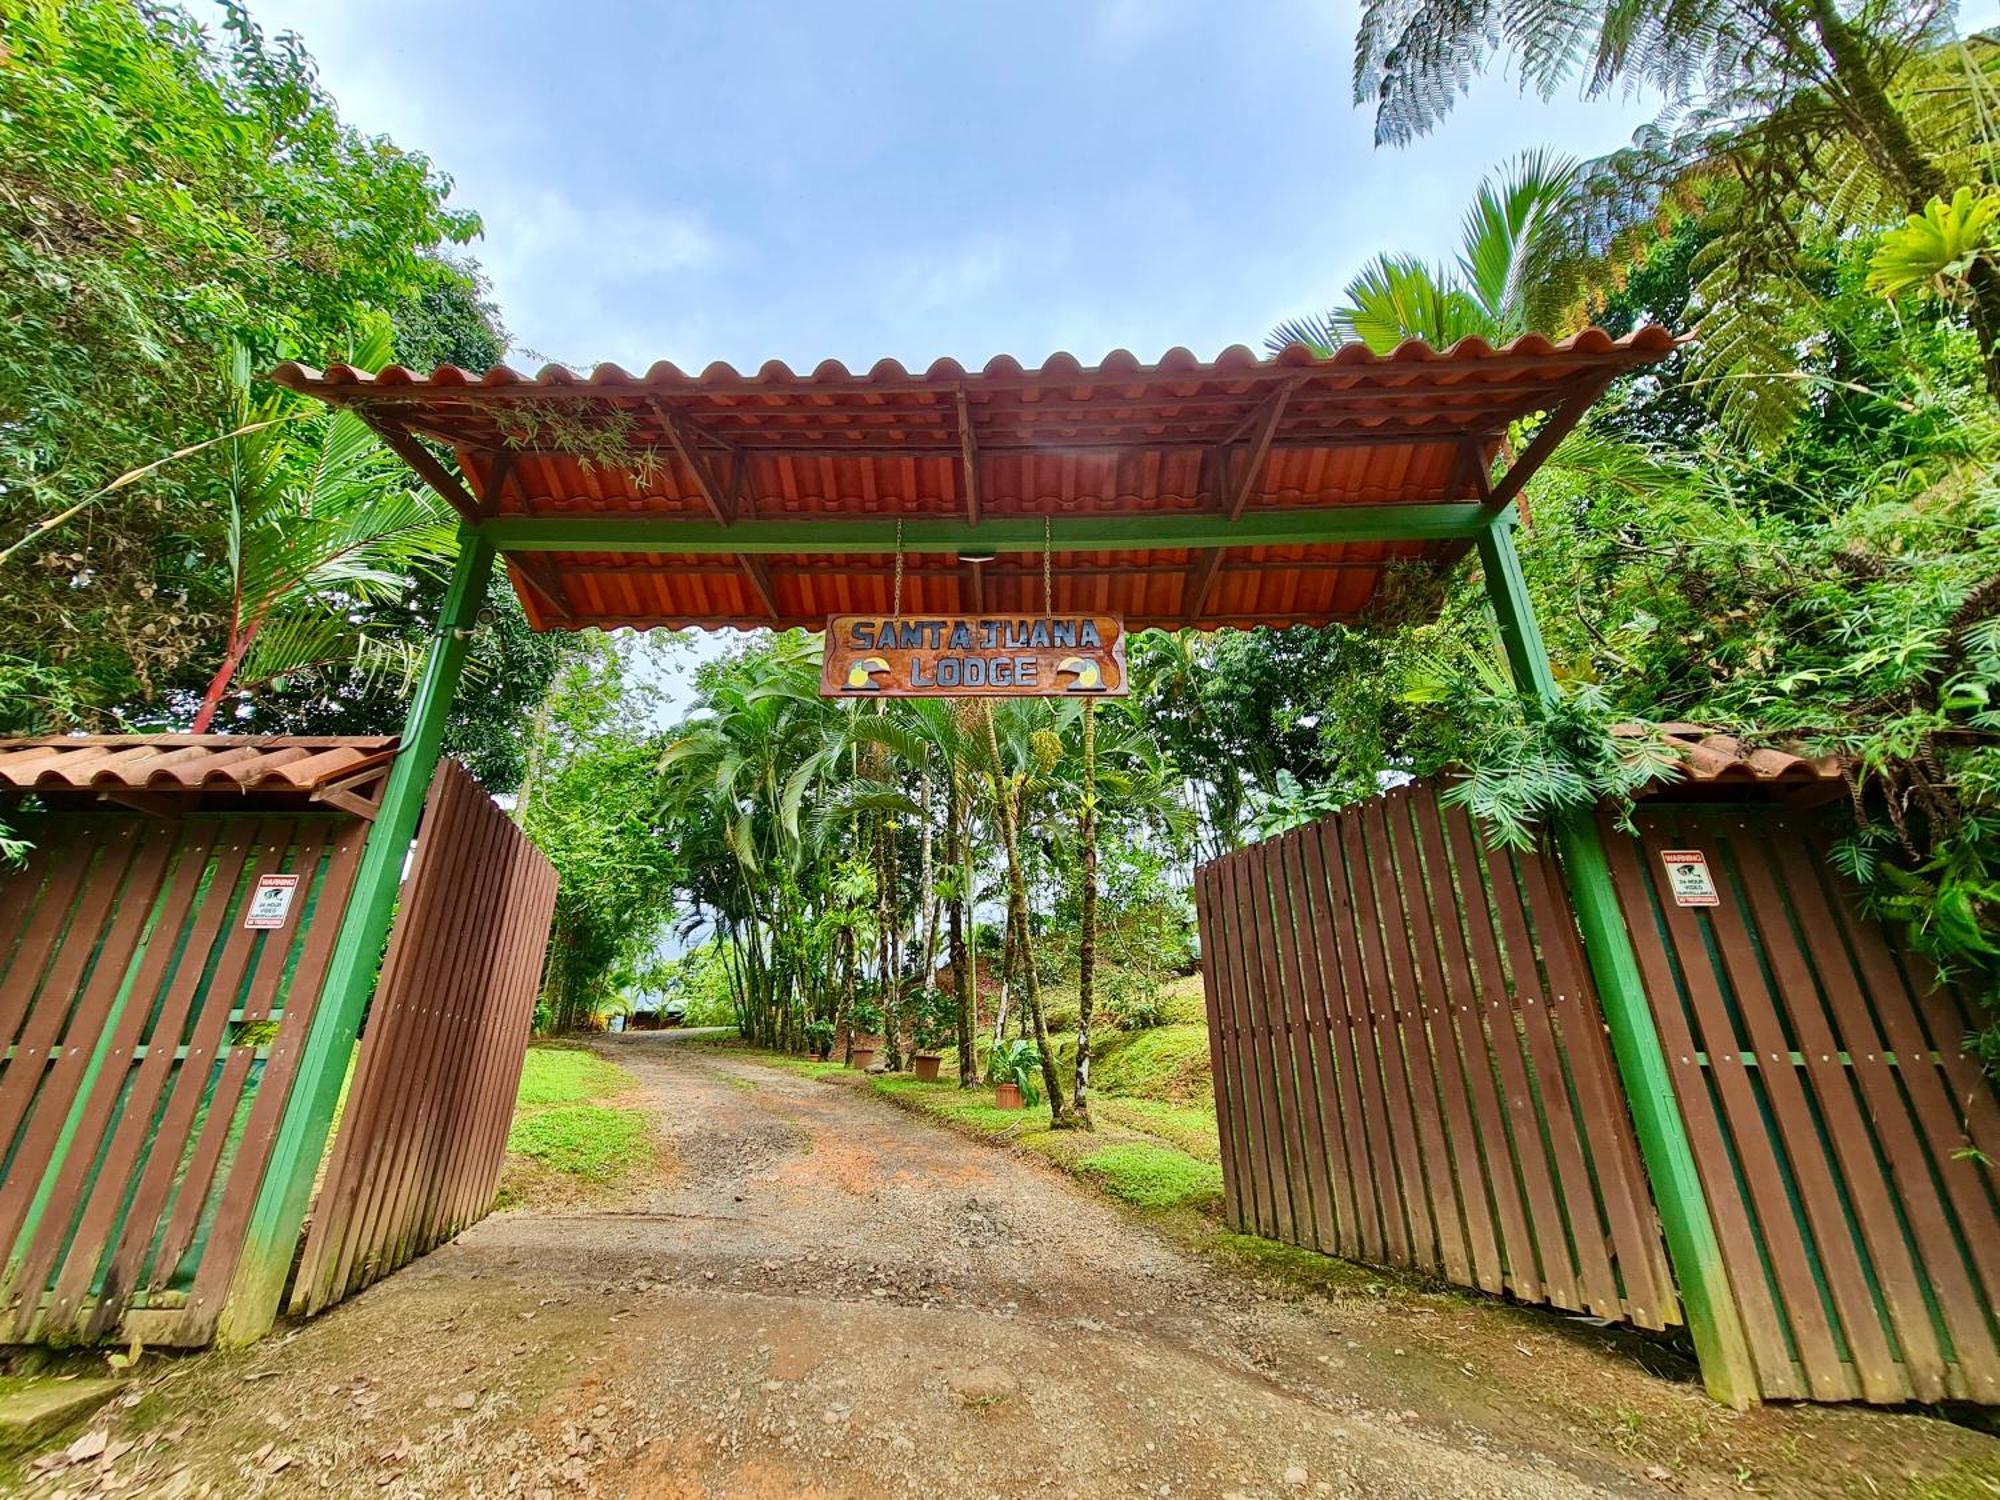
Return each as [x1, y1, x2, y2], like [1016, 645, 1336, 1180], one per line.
[38, 1036, 1997, 1499]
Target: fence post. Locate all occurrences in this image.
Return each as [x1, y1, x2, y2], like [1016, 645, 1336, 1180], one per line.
[217, 528, 496, 1345]
[1476, 514, 1759, 1407]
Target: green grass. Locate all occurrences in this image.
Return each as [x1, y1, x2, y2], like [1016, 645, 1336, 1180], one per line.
[1093, 1096, 1221, 1161]
[500, 1044, 654, 1195]
[515, 1044, 637, 1108]
[505, 1105, 652, 1182]
[1091, 1023, 1213, 1103]
[1077, 1141, 1223, 1209]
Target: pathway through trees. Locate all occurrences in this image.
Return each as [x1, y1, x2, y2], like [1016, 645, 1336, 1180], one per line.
[40, 1036, 1999, 1499]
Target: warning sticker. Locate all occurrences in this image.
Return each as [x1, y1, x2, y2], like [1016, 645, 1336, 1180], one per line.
[1660, 850, 1720, 907]
[243, 872, 300, 930]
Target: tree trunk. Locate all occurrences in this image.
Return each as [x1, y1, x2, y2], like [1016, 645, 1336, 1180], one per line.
[1806, 0, 2000, 395]
[947, 781, 975, 1087]
[983, 710, 1068, 1124]
[1072, 701, 1098, 1129]
[882, 810, 904, 1070]
[189, 630, 251, 733]
[918, 768, 938, 989]
[837, 924, 857, 1064]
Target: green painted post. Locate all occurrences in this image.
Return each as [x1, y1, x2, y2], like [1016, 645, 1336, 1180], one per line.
[217, 529, 495, 1345]
[1476, 515, 1759, 1408]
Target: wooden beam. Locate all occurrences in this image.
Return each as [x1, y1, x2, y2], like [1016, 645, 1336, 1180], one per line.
[1229, 379, 1298, 521]
[469, 448, 516, 520]
[507, 555, 575, 623]
[97, 789, 184, 819]
[309, 765, 390, 822]
[648, 397, 735, 525]
[478, 504, 1498, 556]
[1182, 549, 1226, 624]
[359, 413, 482, 521]
[966, 559, 985, 612]
[956, 389, 980, 526]
[736, 555, 781, 621]
[1481, 375, 1611, 513]
[552, 557, 1394, 579]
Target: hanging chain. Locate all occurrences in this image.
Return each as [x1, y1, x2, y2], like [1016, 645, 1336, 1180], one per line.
[893, 518, 905, 617]
[1042, 513, 1053, 617]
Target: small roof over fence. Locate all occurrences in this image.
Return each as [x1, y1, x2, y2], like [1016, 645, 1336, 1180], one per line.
[272, 328, 1677, 633]
[0, 735, 398, 819]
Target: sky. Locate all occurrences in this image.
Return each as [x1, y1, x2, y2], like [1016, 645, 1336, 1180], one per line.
[240, 0, 1702, 724]
[250, 0, 1674, 377]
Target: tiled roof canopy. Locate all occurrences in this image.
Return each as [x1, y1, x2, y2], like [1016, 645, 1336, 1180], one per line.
[1629, 726, 1847, 805]
[0, 736, 398, 817]
[272, 330, 1676, 633]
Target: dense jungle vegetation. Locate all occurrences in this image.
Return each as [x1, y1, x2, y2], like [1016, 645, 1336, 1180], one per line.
[3, 0, 1997, 1106]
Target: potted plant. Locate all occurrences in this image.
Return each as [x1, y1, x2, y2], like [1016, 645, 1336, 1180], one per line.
[909, 985, 954, 1082]
[803, 1018, 835, 1062]
[846, 996, 883, 1069]
[985, 1038, 1041, 1110]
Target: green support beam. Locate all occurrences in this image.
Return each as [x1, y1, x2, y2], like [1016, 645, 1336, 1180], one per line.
[1476, 517, 1759, 1408]
[473, 503, 1493, 556]
[217, 528, 496, 1345]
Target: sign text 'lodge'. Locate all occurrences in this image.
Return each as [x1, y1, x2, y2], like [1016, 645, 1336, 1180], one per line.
[820, 615, 1129, 698]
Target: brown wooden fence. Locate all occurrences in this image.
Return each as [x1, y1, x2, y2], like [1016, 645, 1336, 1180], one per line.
[1195, 781, 1677, 1331]
[290, 759, 558, 1315]
[0, 812, 366, 1345]
[1603, 807, 2000, 1405]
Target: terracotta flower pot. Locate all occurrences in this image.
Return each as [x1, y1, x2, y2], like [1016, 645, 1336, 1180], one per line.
[913, 1053, 943, 1082]
[848, 1046, 877, 1070]
[993, 1081, 1024, 1109]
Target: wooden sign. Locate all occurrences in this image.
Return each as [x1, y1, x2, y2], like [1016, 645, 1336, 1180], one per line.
[821, 615, 1128, 697]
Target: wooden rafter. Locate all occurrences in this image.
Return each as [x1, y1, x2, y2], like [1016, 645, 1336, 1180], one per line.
[359, 412, 482, 522]
[648, 397, 735, 525]
[956, 388, 980, 525]
[1182, 549, 1226, 624]
[1480, 375, 1609, 513]
[507, 554, 575, 623]
[470, 449, 516, 520]
[965, 558, 986, 612]
[309, 764, 392, 821]
[1227, 378, 1300, 520]
[736, 555, 781, 621]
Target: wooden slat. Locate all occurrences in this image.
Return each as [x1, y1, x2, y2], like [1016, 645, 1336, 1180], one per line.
[1362, 796, 1463, 1280]
[1691, 828, 1902, 1401]
[1599, 818, 1803, 1397]
[1382, 788, 1493, 1289]
[1515, 838, 1668, 1325]
[293, 760, 557, 1314]
[1268, 832, 1338, 1251]
[1285, 821, 1365, 1254]
[1204, 862, 1263, 1233]
[43, 824, 224, 1337]
[1311, 817, 1395, 1262]
[1797, 833, 2000, 1379]
[1728, 827, 1951, 1398]
[1238, 845, 1306, 1242]
[1630, 820, 1858, 1400]
[1441, 803, 1566, 1305]
[1480, 833, 1621, 1312]
[1193, 869, 1246, 1227]
[1402, 788, 1514, 1293]
[1220, 856, 1283, 1238]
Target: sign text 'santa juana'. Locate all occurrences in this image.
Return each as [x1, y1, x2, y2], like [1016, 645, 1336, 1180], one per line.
[820, 614, 1128, 698]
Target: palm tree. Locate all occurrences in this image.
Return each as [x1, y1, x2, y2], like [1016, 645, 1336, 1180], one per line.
[1348, 0, 2000, 420]
[192, 327, 457, 730]
[1073, 699, 1099, 1129]
[1268, 149, 1580, 354]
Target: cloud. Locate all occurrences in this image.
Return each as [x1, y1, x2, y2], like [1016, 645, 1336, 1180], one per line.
[471, 185, 719, 368]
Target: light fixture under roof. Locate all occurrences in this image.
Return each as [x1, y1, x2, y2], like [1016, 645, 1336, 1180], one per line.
[957, 550, 997, 564]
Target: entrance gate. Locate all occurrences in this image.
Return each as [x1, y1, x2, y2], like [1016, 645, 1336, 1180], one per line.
[0, 741, 554, 1346]
[1198, 780, 2000, 1406]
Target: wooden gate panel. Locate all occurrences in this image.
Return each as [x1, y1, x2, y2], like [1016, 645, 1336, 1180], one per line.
[0, 813, 365, 1345]
[1606, 807, 2000, 1405]
[290, 759, 557, 1316]
[1197, 782, 1677, 1330]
